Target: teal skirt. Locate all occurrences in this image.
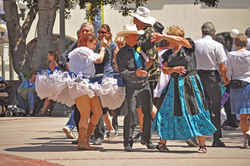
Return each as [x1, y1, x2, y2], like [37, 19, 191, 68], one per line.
[152, 73, 216, 140]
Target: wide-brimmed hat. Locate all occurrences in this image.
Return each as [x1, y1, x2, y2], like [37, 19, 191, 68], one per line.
[130, 7, 156, 26]
[117, 24, 144, 37]
[231, 29, 240, 38]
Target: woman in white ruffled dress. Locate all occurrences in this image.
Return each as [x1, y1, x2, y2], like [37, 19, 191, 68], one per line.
[67, 34, 109, 150]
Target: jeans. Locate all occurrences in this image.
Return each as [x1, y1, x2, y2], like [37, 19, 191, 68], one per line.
[17, 91, 35, 114]
[65, 111, 76, 130]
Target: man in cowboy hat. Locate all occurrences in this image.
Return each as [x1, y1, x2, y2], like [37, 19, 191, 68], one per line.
[116, 25, 155, 152]
[130, 6, 161, 143]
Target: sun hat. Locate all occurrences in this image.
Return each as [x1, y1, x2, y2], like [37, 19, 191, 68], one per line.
[117, 24, 144, 37]
[130, 7, 156, 26]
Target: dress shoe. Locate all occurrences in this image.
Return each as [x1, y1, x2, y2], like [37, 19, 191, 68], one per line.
[246, 131, 250, 146]
[124, 145, 133, 152]
[212, 140, 226, 147]
[141, 140, 156, 149]
[72, 140, 78, 144]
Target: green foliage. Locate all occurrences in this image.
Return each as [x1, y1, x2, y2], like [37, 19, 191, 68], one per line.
[195, 0, 220, 7]
[18, 0, 220, 20]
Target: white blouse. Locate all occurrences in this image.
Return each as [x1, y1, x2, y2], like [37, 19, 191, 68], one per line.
[68, 47, 100, 77]
[228, 49, 250, 83]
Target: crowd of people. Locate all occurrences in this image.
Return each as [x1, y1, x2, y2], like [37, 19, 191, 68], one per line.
[34, 7, 250, 153]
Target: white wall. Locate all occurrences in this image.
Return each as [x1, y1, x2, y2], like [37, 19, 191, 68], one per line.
[27, 0, 250, 42]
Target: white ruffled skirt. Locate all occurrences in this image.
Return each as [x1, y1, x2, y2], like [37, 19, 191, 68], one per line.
[35, 71, 125, 110]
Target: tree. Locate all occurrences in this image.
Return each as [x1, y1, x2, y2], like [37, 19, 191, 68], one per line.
[3, 0, 220, 77]
[3, 0, 38, 76]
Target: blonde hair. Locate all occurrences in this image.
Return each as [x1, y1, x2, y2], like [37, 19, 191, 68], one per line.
[234, 33, 248, 48]
[166, 26, 185, 37]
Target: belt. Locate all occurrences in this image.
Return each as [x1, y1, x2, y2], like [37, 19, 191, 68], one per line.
[198, 70, 219, 75]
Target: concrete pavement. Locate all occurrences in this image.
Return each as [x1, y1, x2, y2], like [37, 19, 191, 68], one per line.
[0, 117, 249, 166]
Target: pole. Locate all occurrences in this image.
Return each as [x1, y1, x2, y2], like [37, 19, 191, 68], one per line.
[59, 0, 65, 55]
[1, 44, 5, 79]
[7, 44, 13, 80]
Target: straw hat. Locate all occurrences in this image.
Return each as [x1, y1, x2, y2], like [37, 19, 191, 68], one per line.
[117, 24, 144, 37]
[130, 7, 156, 26]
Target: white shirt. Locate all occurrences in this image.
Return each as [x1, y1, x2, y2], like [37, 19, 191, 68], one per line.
[68, 47, 100, 77]
[227, 49, 250, 83]
[195, 35, 227, 71]
[153, 49, 171, 98]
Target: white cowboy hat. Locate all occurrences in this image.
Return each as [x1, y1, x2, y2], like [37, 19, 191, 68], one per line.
[231, 29, 240, 38]
[130, 7, 156, 26]
[117, 24, 144, 37]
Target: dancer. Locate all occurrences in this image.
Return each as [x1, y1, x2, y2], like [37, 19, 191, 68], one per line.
[195, 22, 229, 147]
[152, 26, 217, 153]
[130, 6, 160, 142]
[117, 25, 155, 152]
[227, 33, 250, 148]
[92, 24, 117, 145]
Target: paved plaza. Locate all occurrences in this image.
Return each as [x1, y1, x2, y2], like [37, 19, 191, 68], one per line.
[0, 117, 249, 166]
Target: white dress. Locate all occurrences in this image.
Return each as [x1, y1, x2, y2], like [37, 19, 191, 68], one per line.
[35, 47, 124, 109]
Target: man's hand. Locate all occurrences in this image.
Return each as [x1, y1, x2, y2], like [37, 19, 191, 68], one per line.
[151, 33, 163, 43]
[174, 66, 186, 75]
[136, 68, 147, 77]
[101, 38, 108, 47]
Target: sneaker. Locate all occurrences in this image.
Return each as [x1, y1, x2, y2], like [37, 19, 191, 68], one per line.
[109, 130, 116, 138]
[197, 146, 207, 153]
[243, 138, 249, 149]
[92, 137, 103, 145]
[62, 126, 75, 139]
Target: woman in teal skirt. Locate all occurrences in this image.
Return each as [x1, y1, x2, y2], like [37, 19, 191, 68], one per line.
[151, 26, 216, 153]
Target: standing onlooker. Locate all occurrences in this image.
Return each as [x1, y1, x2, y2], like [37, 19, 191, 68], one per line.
[227, 33, 250, 148]
[245, 27, 250, 51]
[195, 22, 229, 147]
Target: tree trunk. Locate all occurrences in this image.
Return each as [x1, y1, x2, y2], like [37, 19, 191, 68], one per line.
[32, 0, 57, 71]
[3, 0, 38, 76]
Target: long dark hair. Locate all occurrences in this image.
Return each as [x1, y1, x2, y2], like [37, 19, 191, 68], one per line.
[48, 50, 59, 63]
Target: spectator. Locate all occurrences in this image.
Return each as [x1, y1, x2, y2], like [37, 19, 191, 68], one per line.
[245, 27, 250, 51]
[39, 50, 59, 116]
[17, 71, 37, 116]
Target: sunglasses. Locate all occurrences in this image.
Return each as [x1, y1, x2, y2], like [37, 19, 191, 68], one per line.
[98, 31, 107, 34]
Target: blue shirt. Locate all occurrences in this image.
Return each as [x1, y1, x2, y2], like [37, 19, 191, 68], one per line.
[20, 80, 35, 89]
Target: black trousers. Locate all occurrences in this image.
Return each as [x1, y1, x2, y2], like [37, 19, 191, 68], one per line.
[124, 83, 153, 147]
[198, 70, 222, 141]
[223, 89, 237, 126]
[73, 105, 80, 132]
[93, 114, 105, 139]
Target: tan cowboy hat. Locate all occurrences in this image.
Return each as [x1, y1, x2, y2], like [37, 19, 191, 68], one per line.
[130, 7, 156, 26]
[117, 24, 144, 37]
